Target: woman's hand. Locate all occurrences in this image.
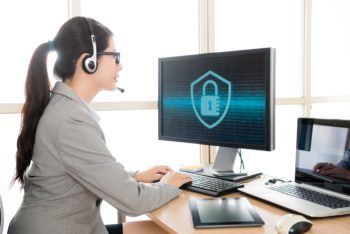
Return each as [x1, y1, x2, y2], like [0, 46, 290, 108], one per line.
[160, 171, 192, 188]
[313, 162, 350, 180]
[134, 165, 172, 183]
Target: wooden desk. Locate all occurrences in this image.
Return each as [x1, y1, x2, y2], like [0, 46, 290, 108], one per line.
[147, 178, 350, 234]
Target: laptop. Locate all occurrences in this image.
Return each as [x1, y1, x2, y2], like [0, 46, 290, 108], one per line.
[239, 117, 350, 217]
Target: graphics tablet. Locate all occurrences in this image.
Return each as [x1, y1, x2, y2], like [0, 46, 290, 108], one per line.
[189, 197, 264, 228]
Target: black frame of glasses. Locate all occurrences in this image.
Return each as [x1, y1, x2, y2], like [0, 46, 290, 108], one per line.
[97, 52, 120, 64]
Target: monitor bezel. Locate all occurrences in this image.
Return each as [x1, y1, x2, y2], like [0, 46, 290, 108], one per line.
[158, 48, 275, 151]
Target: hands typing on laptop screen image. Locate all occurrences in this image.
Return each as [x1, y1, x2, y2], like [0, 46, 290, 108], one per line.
[313, 157, 350, 182]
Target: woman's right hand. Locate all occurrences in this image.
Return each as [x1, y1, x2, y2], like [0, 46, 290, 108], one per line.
[160, 171, 192, 188]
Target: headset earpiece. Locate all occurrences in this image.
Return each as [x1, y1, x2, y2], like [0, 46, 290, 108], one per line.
[82, 17, 98, 74]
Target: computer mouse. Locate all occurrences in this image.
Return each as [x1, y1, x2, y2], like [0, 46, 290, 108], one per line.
[275, 214, 312, 234]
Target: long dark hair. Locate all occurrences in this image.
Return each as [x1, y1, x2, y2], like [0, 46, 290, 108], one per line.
[14, 16, 113, 185]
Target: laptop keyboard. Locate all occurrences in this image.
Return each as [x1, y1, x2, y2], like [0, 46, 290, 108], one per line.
[270, 184, 350, 209]
[181, 173, 243, 196]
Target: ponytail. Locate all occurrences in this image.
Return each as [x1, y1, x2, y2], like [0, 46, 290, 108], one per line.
[14, 42, 51, 185]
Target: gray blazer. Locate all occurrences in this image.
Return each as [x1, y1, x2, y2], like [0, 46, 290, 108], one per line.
[8, 82, 181, 234]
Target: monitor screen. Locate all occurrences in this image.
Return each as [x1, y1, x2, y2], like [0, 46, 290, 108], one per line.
[158, 48, 275, 151]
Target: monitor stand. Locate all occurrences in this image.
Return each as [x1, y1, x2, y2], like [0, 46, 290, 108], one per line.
[211, 147, 247, 176]
[195, 147, 262, 182]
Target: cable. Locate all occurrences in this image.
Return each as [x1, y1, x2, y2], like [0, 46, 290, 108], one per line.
[237, 149, 245, 171]
[263, 173, 292, 185]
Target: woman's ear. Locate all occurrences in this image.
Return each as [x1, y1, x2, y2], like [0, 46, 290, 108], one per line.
[76, 53, 86, 67]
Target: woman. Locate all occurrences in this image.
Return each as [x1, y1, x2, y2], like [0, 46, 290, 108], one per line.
[8, 16, 192, 234]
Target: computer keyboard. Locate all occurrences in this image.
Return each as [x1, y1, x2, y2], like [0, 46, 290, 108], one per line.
[270, 184, 350, 209]
[181, 173, 243, 196]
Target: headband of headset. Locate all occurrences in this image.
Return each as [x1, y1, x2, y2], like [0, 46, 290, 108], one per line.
[82, 17, 97, 74]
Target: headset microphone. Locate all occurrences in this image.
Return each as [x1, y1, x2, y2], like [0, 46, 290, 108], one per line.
[116, 87, 125, 93]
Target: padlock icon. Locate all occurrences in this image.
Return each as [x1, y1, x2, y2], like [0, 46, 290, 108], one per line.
[201, 80, 220, 116]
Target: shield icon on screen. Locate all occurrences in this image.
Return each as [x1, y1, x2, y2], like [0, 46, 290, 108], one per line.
[191, 70, 232, 129]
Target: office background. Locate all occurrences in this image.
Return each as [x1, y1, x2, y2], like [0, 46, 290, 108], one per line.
[1, 0, 350, 231]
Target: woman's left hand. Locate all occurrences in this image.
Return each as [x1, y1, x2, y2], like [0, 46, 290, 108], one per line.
[134, 165, 173, 183]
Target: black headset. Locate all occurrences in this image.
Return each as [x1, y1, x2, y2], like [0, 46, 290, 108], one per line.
[82, 17, 98, 74]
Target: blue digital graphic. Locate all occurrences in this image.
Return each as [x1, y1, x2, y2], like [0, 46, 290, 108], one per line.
[159, 52, 268, 146]
[191, 70, 231, 129]
[201, 80, 220, 116]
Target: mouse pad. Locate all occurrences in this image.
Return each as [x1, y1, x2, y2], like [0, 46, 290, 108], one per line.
[189, 197, 264, 228]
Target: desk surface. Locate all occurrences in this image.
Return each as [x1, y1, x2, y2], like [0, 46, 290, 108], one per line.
[147, 177, 350, 234]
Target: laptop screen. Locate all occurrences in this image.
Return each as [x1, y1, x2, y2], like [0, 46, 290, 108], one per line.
[296, 118, 350, 196]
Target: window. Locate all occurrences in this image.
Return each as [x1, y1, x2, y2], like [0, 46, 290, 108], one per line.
[0, 0, 68, 103]
[215, 0, 302, 98]
[312, 103, 350, 119]
[311, 0, 350, 97]
[81, 0, 199, 102]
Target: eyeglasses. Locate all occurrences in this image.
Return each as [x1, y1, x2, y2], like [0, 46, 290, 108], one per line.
[97, 51, 120, 64]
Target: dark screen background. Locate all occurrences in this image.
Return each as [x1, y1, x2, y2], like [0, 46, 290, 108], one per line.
[159, 49, 274, 150]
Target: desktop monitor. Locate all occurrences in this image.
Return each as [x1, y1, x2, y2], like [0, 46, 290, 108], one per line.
[158, 48, 275, 174]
